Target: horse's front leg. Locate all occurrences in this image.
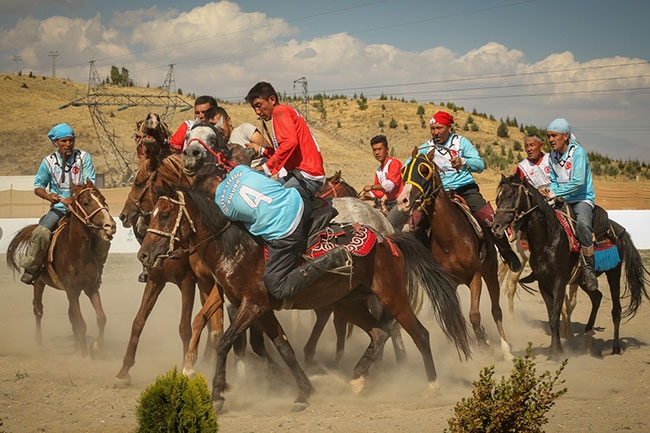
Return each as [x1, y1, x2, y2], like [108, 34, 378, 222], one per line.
[560, 283, 579, 338]
[66, 290, 88, 357]
[538, 280, 565, 359]
[84, 288, 107, 354]
[303, 306, 333, 368]
[183, 286, 224, 378]
[177, 272, 197, 356]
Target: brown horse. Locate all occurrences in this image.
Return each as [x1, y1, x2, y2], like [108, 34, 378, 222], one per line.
[397, 148, 513, 359]
[138, 172, 471, 412]
[316, 170, 359, 198]
[114, 154, 225, 386]
[6, 180, 116, 356]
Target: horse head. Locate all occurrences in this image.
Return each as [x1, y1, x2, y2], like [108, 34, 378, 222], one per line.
[182, 122, 230, 175]
[70, 179, 117, 241]
[135, 112, 171, 169]
[396, 147, 438, 213]
[492, 174, 537, 238]
[120, 159, 154, 232]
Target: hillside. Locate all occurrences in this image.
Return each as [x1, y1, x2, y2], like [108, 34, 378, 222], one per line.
[1, 72, 649, 209]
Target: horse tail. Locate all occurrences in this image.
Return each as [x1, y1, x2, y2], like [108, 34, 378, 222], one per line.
[614, 223, 650, 319]
[6, 224, 37, 274]
[389, 232, 471, 360]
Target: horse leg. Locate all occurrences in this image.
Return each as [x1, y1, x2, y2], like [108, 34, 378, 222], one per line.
[253, 310, 315, 412]
[66, 290, 88, 357]
[303, 306, 333, 369]
[84, 288, 107, 354]
[580, 283, 603, 357]
[560, 284, 579, 338]
[182, 287, 224, 378]
[467, 274, 489, 350]
[248, 322, 281, 375]
[483, 265, 512, 360]
[115, 274, 166, 386]
[227, 303, 248, 378]
[606, 266, 623, 355]
[32, 280, 46, 346]
[539, 280, 565, 359]
[332, 308, 349, 367]
[199, 282, 223, 363]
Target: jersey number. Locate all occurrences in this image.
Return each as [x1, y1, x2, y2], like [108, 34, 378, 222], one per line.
[239, 185, 272, 208]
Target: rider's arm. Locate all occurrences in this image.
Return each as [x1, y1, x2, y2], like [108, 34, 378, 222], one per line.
[549, 146, 590, 198]
[82, 152, 96, 184]
[459, 137, 485, 173]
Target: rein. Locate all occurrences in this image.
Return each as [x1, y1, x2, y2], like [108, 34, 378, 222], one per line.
[127, 169, 156, 218]
[146, 191, 231, 259]
[68, 187, 110, 229]
[319, 180, 343, 198]
[186, 136, 235, 173]
[495, 182, 539, 225]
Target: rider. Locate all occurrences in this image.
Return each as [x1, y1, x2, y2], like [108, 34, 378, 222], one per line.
[214, 164, 349, 309]
[169, 95, 218, 154]
[413, 111, 522, 273]
[20, 123, 108, 284]
[543, 118, 599, 291]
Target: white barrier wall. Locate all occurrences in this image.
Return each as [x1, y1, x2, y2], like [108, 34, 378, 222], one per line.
[1, 211, 649, 255]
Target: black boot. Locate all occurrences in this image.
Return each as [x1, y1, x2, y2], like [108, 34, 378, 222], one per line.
[581, 246, 599, 292]
[493, 234, 522, 273]
[277, 246, 350, 309]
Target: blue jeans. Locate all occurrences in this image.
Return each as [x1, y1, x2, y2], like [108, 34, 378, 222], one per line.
[571, 201, 594, 247]
[39, 208, 66, 232]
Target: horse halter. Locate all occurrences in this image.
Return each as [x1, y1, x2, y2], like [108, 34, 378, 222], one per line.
[401, 153, 443, 211]
[127, 169, 156, 218]
[495, 181, 537, 226]
[68, 187, 110, 229]
[146, 192, 197, 258]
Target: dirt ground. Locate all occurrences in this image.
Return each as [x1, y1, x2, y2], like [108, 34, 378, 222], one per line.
[1, 252, 650, 433]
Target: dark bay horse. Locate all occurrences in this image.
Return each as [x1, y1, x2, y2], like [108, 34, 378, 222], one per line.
[114, 117, 230, 386]
[491, 174, 650, 357]
[316, 170, 359, 198]
[7, 180, 116, 356]
[138, 180, 471, 412]
[397, 149, 513, 359]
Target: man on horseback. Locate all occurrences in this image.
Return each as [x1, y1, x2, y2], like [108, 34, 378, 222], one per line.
[515, 134, 551, 190]
[214, 164, 349, 309]
[413, 111, 522, 272]
[544, 118, 599, 291]
[169, 95, 218, 154]
[19, 123, 108, 284]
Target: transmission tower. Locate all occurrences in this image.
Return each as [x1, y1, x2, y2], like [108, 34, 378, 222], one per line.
[12, 56, 22, 74]
[49, 51, 59, 78]
[293, 76, 309, 121]
[59, 61, 192, 187]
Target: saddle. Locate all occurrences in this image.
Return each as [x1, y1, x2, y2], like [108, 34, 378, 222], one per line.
[447, 192, 484, 238]
[44, 218, 70, 289]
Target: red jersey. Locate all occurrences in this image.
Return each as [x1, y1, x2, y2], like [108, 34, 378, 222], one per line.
[169, 120, 195, 153]
[262, 104, 325, 180]
[368, 156, 404, 201]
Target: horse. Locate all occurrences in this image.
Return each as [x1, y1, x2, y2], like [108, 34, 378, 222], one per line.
[497, 236, 579, 337]
[6, 180, 116, 357]
[491, 174, 650, 358]
[135, 112, 171, 167]
[138, 176, 471, 412]
[114, 118, 234, 386]
[396, 148, 513, 359]
[181, 123, 404, 368]
[316, 170, 359, 198]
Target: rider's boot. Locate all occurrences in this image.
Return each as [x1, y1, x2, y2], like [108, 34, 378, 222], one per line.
[581, 245, 599, 292]
[475, 202, 522, 273]
[19, 225, 52, 285]
[276, 246, 350, 309]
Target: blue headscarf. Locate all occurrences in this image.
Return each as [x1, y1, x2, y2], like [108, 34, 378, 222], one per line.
[547, 118, 571, 134]
[48, 123, 75, 146]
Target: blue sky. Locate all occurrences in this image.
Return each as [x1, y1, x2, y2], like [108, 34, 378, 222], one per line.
[2, 0, 650, 160]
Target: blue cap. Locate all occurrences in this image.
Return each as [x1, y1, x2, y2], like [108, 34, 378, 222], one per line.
[47, 123, 75, 145]
[547, 118, 571, 135]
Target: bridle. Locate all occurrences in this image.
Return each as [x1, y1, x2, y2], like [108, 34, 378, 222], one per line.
[126, 169, 156, 221]
[319, 179, 345, 198]
[68, 187, 110, 229]
[401, 153, 444, 213]
[145, 191, 230, 260]
[494, 181, 538, 227]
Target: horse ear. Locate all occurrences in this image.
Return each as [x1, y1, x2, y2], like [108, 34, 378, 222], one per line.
[411, 146, 418, 157]
[86, 178, 95, 187]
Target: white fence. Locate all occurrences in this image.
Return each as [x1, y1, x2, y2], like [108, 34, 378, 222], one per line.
[1, 210, 650, 255]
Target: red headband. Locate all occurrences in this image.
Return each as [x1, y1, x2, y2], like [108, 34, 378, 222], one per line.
[430, 111, 454, 126]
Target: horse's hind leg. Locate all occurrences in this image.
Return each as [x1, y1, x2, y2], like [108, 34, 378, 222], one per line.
[606, 267, 622, 354]
[182, 286, 223, 378]
[483, 267, 512, 360]
[560, 284, 578, 338]
[467, 274, 490, 350]
[33, 280, 46, 346]
[85, 288, 107, 353]
[303, 306, 333, 368]
[66, 290, 88, 357]
[581, 284, 603, 357]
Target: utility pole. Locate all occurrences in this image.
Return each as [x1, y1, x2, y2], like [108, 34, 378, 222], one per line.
[12, 55, 22, 74]
[49, 51, 59, 78]
[293, 76, 308, 121]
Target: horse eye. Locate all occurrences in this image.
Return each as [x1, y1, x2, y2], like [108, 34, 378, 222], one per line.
[418, 164, 432, 180]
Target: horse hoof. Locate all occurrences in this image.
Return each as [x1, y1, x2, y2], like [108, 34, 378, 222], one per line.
[421, 380, 440, 399]
[500, 339, 514, 361]
[113, 375, 132, 388]
[349, 377, 365, 395]
[292, 401, 309, 412]
[212, 397, 225, 413]
[182, 367, 196, 378]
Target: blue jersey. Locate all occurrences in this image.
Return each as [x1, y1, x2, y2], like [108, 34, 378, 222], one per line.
[411, 134, 484, 191]
[34, 149, 96, 212]
[549, 141, 595, 205]
[215, 165, 304, 241]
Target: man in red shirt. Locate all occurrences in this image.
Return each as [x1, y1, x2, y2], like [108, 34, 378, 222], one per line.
[245, 81, 325, 203]
[361, 134, 404, 211]
[169, 95, 218, 154]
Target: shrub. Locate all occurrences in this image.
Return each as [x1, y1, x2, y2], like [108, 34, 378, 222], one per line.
[445, 345, 567, 433]
[389, 117, 398, 129]
[135, 367, 218, 433]
[497, 121, 509, 138]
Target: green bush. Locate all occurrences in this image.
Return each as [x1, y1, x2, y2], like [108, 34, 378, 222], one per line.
[135, 367, 218, 433]
[446, 345, 567, 433]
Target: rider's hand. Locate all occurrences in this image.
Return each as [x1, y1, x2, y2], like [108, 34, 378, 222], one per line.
[60, 197, 73, 207]
[49, 193, 62, 204]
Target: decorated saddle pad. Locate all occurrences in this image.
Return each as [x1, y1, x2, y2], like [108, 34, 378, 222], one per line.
[306, 224, 378, 259]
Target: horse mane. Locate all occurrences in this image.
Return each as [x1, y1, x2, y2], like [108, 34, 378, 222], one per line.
[183, 188, 260, 258]
[158, 156, 191, 188]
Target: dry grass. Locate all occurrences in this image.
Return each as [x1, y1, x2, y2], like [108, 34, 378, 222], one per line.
[1, 72, 649, 209]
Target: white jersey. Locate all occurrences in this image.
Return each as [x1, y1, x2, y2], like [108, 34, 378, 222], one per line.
[517, 153, 551, 189]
